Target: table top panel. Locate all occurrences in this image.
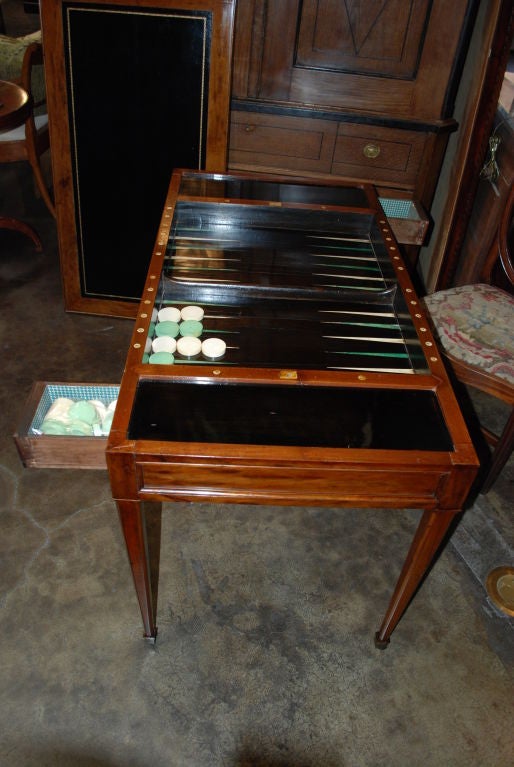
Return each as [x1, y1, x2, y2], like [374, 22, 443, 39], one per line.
[128, 380, 453, 450]
[149, 199, 427, 373]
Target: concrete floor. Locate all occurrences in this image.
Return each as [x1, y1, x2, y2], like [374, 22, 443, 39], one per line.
[1, 26, 514, 761]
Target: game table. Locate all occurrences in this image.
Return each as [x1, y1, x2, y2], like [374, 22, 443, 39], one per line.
[106, 169, 479, 647]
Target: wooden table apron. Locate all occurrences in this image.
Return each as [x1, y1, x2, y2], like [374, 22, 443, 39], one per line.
[106, 169, 479, 648]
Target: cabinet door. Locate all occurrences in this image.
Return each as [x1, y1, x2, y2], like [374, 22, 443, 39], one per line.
[297, 0, 429, 78]
[234, 0, 473, 120]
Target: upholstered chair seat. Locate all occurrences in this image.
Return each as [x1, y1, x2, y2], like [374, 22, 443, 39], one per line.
[424, 283, 514, 385]
[423, 184, 514, 493]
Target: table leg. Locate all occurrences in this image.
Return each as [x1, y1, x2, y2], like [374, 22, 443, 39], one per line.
[375, 508, 459, 648]
[116, 499, 162, 641]
[0, 216, 43, 251]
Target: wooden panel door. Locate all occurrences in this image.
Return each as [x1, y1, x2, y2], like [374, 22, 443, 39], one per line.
[296, 0, 429, 78]
[233, 0, 474, 120]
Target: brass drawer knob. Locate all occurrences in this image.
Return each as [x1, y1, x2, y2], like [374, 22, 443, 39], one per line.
[244, 124, 256, 133]
[363, 143, 381, 159]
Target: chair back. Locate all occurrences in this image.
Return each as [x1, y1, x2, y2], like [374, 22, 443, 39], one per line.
[481, 183, 514, 291]
[0, 32, 55, 218]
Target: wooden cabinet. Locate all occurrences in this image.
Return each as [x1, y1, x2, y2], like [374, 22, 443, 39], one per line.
[229, 0, 478, 216]
[229, 111, 337, 175]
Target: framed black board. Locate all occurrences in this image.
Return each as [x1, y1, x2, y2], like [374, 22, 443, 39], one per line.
[41, 0, 235, 316]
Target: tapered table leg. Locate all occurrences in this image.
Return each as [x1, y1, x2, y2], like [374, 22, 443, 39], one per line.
[116, 499, 162, 641]
[375, 508, 459, 648]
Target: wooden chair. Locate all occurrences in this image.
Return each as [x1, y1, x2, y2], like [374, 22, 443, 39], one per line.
[0, 31, 55, 218]
[424, 183, 514, 493]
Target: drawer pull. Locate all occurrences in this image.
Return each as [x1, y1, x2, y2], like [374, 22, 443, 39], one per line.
[363, 143, 381, 159]
[244, 124, 256, 133]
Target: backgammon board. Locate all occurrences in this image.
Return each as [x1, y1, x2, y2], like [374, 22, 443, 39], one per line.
[107, 170, 479, 647]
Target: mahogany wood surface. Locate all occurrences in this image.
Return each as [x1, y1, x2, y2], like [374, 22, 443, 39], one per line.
[0, 214, 42, 249]
[0, 78, 31, 130]
[106, 169, 479, 645]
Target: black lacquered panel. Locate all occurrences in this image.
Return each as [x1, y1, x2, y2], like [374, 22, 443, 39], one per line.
[163, 203, 394, 299]
[151, 201, 428, 373]
[151, 298, 426, 373]
[178, 174, 371, 207]
[63, 4, 212, 301]
[128, 380, 453, 450]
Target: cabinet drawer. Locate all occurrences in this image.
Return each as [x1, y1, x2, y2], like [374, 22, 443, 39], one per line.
[14, 382, 119, 469]
[229, 111, 336, 174]
[333, 124, 426, 185]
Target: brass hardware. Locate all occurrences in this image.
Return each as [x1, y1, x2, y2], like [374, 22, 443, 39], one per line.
[486, 566, 514, 616]
[244, 124, 256, 133]
[279, 370, 298, 379]
[363, 143, 380, 159]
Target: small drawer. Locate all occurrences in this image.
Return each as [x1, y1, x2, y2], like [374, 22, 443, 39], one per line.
[14, 382, 119, 469]
[378, 197, 430, 246]
[229, 111, 336, 174]
[332, 124, 426, 185]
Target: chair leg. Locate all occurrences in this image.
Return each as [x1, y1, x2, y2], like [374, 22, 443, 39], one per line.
[26, 133, 56, 218]
[0, 216, 43, 251]
[481, 407, 514, 493]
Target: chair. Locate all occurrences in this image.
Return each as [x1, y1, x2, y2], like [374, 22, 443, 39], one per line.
[0, 30, 55, 218]
[423, 183, 514, 493]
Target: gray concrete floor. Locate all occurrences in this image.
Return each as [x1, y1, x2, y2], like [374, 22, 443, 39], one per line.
[1, 18, 514, 760]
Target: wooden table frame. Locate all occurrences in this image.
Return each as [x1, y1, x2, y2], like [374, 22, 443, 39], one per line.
[106, 170, 479, 648]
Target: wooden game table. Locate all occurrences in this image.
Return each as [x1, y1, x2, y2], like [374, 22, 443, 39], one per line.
[106, 169, 479, 647]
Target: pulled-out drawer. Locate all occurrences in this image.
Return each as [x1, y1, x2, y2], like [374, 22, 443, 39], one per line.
[379, 197, 430, 246]
[14, 382, 119, 469]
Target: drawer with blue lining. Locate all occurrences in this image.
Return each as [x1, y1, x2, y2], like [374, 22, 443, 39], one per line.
[14, 381, 119, 469]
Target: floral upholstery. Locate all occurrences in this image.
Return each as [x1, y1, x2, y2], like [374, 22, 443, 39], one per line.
[423, 283, 514, 385]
